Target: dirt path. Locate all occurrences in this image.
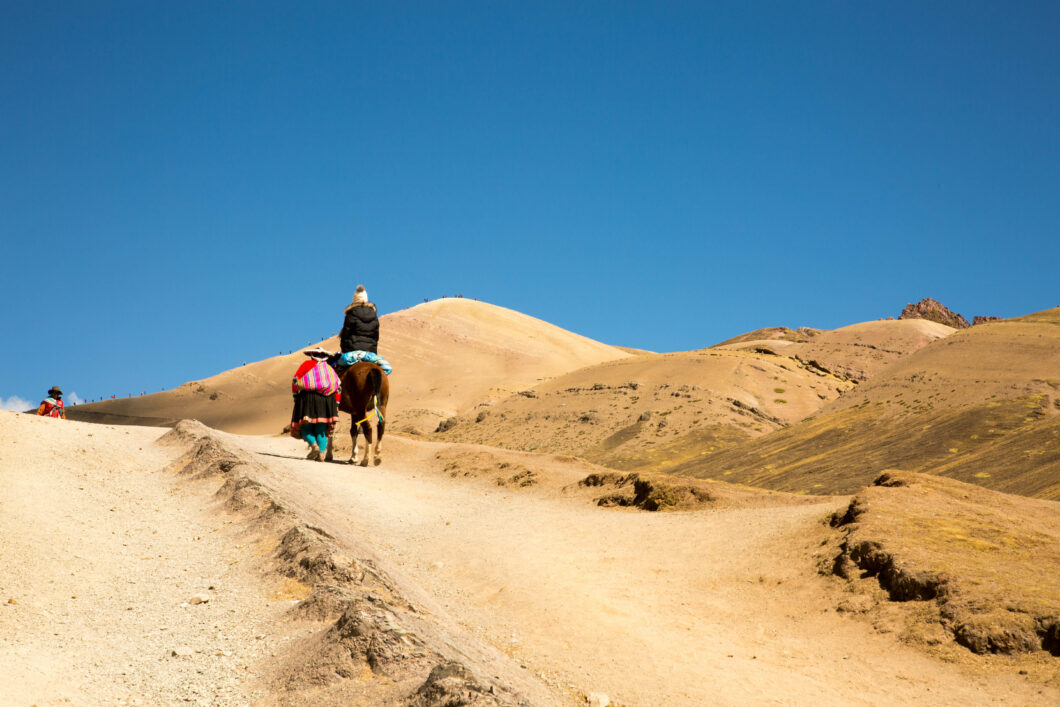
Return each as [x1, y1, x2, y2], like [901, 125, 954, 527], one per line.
[236, 432, 1056, 706]
[0, 414, 306, 706]
[2, 413, 1054, 706]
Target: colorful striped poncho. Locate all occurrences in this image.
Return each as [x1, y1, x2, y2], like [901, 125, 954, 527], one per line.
[293, 360, 341, 396]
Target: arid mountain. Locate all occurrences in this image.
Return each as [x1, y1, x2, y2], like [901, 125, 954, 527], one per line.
[672, 307, 1060, 499]
[433, 318, 953, 472]
[714, 318, 955, 382]
[69, 300, 1058, 499]
[431, 347, 854, 472]
[69, 299, 631, 435]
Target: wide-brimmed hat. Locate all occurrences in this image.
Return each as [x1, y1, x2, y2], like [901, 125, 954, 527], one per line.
[303, 347, 331, 360]
[48, 386, 62, 396]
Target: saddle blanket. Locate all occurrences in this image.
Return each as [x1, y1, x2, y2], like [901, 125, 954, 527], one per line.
[334, 350, 393, 375]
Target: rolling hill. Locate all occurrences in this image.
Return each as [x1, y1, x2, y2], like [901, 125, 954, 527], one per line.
[69, 299, 1059, 499]
[671, 307, 1060, 499]
[68, 299, 631, 435]
[433, 318, 955, 473]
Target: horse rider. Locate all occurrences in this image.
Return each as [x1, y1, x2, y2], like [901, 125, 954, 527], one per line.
[336, 285, 392, 374]
[37, 386, 66, 419]
[340, 284, 379, 354]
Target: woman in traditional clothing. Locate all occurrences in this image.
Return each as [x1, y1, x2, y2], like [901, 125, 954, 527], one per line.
[290, 347, 340, 461]
[37, 386, 66, 418]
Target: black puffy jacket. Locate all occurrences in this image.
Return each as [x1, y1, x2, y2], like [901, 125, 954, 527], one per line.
[340, 303, 380, 353]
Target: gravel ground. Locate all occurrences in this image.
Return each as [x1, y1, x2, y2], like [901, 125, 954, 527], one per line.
[0, 413, 306, 706]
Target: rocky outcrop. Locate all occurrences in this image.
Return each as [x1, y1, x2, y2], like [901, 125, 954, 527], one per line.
[898, 298, 970, 329]
[972, 315, 1002, 325]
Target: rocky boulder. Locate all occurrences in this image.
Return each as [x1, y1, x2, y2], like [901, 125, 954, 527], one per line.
[898, 298, 970, 329]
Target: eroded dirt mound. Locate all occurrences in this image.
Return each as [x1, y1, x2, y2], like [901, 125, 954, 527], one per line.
[405, 661, 512, 707]
[434, 448, 539, 488]
[161, 422, 542, 706]
[830, 470, 1060, 656]
[156, 418, 213, 446]
[165, 434, 253, 479]
[579, 472, 714, 511]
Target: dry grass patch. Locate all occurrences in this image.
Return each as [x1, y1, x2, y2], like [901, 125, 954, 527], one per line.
[831, 470, 1060, 656]
[677, 395, 1060, 499]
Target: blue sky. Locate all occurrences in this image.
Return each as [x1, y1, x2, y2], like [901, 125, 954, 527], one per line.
[2, 1, 1058, 409]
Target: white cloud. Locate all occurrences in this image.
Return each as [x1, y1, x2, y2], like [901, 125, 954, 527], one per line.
[67, 392, 85, 406]
[0, 395, 33, 412]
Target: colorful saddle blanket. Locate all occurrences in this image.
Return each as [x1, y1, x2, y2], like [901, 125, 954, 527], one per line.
[333, 350, 393, 375]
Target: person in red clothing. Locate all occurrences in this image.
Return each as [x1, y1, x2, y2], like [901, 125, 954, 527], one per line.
[290, 348, 340, 461]
[37, 386, 66, 419]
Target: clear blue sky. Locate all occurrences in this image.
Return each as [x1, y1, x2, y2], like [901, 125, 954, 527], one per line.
[2, 1, 1058, 409]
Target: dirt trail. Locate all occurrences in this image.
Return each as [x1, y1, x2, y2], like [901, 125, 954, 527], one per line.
[0, 415, 308, 706]
[235, 432, 1056, 706]
[2, 413, 1054, 706]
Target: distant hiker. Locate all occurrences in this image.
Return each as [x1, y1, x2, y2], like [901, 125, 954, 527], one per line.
[336, 285, 393, 375]
[290, 348, 340, 462]
[37, 386, 66, 419]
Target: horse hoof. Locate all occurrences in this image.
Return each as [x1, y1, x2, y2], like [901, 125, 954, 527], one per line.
[325, 451, 334, 462]
[373, 457, 382, 466]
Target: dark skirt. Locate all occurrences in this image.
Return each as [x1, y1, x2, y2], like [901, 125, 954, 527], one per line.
[291, 390, 339, 425]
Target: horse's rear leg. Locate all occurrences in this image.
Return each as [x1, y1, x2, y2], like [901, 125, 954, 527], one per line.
[325, 433, 334, 462]
[373, 419, 385, 465]
[359, 421, 373, 467]
[349, 424, 360, 465]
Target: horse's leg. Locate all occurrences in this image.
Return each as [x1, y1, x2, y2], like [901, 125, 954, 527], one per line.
[349, 422, 360, 465]
[359, 419, 372, 467]
[325, 432, 334, 462]
[373, 417, 385, 465]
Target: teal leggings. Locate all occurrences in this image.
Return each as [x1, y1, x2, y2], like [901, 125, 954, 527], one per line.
[301, 423, 328, 452]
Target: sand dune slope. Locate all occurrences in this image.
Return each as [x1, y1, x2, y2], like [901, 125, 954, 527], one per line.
[69, 299, 631, 435]
[378, 299, 632, 431]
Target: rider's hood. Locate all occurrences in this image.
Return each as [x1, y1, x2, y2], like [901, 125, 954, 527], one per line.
[344, 302, 377, 315]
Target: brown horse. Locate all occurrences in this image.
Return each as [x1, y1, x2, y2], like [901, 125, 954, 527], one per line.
[329, 361, 389, 466]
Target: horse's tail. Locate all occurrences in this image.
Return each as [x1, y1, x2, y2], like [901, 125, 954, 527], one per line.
[369, 366, 383, 407]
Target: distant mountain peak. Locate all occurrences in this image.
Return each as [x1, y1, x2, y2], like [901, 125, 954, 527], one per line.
[899, 298, 971, 329]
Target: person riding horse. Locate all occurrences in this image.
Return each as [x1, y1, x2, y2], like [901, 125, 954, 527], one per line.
[340, 284, 379, 354]
[335, 284, 392, 374]
[330, 284, 390, 464]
